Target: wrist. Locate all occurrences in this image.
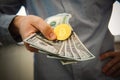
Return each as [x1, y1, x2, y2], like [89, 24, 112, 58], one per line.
[8, 15, 25, 42]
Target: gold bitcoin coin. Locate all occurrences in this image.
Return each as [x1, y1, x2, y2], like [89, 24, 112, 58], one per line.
[54, 24, 72, 40]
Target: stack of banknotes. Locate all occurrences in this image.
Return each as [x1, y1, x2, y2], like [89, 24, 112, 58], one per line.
[24, 13, 95, 65]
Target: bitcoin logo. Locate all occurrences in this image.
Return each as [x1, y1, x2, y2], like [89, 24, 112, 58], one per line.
[54, 24, 72, 40]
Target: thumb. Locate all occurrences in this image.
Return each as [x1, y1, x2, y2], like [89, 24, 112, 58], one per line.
[49, 30, 57, 40]
[44, 26, 57, 40]
[31, 16, 56, 40]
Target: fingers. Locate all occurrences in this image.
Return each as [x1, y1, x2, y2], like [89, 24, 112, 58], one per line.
[20, 24, 38, 39]
[15, 15, 56, 40]
[30, 15, 56, 40]
[24, 43, 38, 52]
[106, 62, 120, 76]
[13, 15, 39, 40]
[100, 51, 115, 60]
[34, 22, 56, 40]
[102, 57, 120, 74]
[14, 15, 57, 52]
[100, 51, 120, 78]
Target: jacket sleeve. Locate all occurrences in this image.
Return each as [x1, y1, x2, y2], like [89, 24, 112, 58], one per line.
[0, 0, 24, 45]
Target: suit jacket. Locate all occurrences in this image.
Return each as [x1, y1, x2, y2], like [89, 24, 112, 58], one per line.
[0, 0, 120, 80]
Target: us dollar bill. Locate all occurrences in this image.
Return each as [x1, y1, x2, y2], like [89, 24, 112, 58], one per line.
[71, 32, 95, 60]
[60, 60, 77, 65]
[45, 13, 72, 27]
[24, 33, 58, 55]
[23, 13, 95, 65]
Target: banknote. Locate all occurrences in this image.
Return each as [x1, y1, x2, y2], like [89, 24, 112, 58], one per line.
[45, 13, 95, 61]
[45, 13, 72, 27]
[24, 13, 95, 65]
[71, 32, 95, 61]
[60, 59, 77, 65]
[24, 33, 57, 54]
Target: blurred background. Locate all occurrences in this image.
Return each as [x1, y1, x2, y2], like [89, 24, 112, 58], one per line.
[0, 1, 120, 80]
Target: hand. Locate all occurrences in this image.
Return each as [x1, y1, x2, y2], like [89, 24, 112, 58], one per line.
[100, 51, 120, 78]
[12, 15, 56, 52]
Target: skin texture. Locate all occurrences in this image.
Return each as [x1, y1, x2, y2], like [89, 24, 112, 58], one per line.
[100, 51, 120, 78]
[12, 15, 56, 52]
[12, 15, 120, 78]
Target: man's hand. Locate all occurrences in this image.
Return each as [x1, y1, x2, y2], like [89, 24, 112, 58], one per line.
[12, 15, 56, 52]
[100, 51, 120, 78]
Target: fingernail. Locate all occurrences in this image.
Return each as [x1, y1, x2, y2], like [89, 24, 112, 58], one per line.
[49, 32, 56, 40]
